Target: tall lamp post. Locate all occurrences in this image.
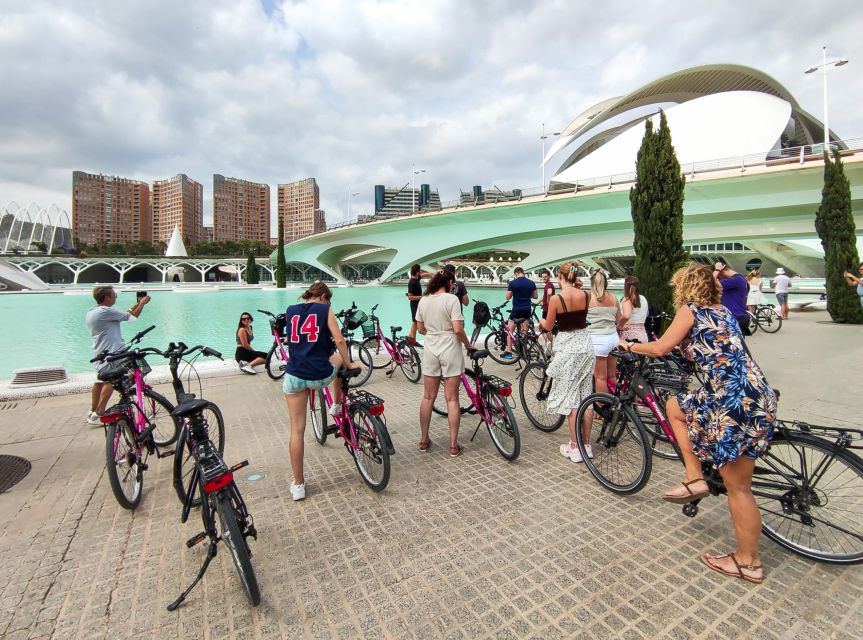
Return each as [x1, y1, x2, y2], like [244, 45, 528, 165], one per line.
[412, 165, 426, 213]
[540, 123, 561, 191]
[804, 46, 849, 150]
[347, 190, 359, 222]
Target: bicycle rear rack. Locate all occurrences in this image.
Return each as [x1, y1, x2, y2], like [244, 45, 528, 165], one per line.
[777, 419, 863, 450]
[350, 389, 385, 410]
[484, 375, 512, 393]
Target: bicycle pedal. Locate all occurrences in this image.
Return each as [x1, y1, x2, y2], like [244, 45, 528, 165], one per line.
[186, 532, 207, 548]
[138, 462, 149, 471]
[324, 424, 339, 435]
[157, 448, 176, 459]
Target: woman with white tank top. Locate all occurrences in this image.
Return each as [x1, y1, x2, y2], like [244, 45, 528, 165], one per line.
[586, 270, 621, 395]
[618, 275, 649, 344]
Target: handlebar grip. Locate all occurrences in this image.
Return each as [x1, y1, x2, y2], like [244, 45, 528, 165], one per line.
[257, 309, 270, 314]
[203, 347, 223, 359]
[138, 325, 155, 339]
[89, 350, 108, 363]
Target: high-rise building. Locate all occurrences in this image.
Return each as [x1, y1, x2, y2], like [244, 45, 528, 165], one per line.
[278, 178, 326, 242]
[72, 171, 152, 244]
[152, 174, 204, 246]
[373, 184, 441, 217]
[212, 175, 270, 242]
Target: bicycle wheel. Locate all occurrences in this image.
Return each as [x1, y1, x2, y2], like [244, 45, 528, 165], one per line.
[755, 431, 863, 563]
[361, 336, 392, 369]
[757, 307, 783, 333]
[142, 389, 179, 447]
[485, 389, 521, 461]
[105, 415, 143, 509]
[310, 389, 328, 445]
[265, 342, 287, 380]
[521, 338, 546, 368]
[518, 362, 565, 432]
[215, 491, 261, 605]
[397, 342, 422, 384]
[173, 404, 226, 506]
[346, 341, 373, 387]
[432, 375, 474, 416]
[484, 331, 515, 365]
[575, 393, 652, 495]
[348, 404, 390, 491]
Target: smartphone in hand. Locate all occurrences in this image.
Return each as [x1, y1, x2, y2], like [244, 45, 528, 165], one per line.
[136, 291, 148, 301]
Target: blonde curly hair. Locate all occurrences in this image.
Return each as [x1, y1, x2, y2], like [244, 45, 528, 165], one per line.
[671, 262, 722, 308]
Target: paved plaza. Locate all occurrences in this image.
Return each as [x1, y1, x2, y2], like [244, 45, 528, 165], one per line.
[1, 311, 862, 639]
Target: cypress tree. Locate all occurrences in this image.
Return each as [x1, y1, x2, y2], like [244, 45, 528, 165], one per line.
[275, 216, 287, 288]
[245, 252, 259, 284]
[629, 110, 687, 314]
[814, 149, 863, 323]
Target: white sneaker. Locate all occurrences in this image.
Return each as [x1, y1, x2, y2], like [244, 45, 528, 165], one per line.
[560, 442, 592, 463]
[240, 364, 257, 375]
[290, 482, 306, 501]
[328, 403, 342, 417]
[86, 411, 102, 426]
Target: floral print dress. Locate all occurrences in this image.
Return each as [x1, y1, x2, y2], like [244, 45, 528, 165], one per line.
[676, 304, 777, 467]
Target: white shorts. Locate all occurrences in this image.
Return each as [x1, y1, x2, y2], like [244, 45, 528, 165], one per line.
[590, 332, 619, 358]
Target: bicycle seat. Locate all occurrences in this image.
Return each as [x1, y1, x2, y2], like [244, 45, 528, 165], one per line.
[339, 368, 362, 379]
[171, 398, 210, 418]
[469, 349, 489, 360]
[389, 326, 402, 334]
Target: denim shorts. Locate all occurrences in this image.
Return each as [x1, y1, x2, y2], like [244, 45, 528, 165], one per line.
[776, 293, 788, 305]
[282, 366, 337, 394]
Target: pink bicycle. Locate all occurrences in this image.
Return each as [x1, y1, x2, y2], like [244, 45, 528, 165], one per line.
[360, 304, 422, 383]
[309, 369, 395, 491]
[91, 325, 179, 509]
[258, 309, 289, 380]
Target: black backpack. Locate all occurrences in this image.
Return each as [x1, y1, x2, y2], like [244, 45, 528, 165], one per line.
[472, 301, 491, 327]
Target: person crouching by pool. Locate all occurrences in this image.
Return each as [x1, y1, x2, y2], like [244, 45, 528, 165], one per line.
[617, 262, 777, 584]
[416, 270, 474, 457]
[282, 282, 360, 501]
[235, 312, 267, 374]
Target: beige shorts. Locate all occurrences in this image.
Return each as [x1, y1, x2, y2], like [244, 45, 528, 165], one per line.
[422, 344, 465, 378]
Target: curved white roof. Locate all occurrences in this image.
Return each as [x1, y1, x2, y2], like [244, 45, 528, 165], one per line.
[548, 63, 834, 183]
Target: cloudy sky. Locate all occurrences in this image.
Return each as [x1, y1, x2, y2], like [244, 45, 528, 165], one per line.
[1, 0, 862, 233]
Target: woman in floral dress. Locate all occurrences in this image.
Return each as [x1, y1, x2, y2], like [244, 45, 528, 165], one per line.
[617, 262, 777, 584]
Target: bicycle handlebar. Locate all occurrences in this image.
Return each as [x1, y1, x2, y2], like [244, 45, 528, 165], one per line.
[257, 309, 275, 318]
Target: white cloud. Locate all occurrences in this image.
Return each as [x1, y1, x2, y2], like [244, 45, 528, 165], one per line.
[0, 0, 861, 231]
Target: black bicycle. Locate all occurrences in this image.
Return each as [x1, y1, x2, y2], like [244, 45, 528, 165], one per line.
[483, 301, 546, 368]
[160, 342, 260, 609]
[577, 350, 863, 564]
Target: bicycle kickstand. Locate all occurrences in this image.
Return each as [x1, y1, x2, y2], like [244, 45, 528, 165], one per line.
[166, 539, 217, 611]
[469, 419, 483, 443]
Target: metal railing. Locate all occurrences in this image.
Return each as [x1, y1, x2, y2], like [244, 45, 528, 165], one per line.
[320, 136, 863, 236]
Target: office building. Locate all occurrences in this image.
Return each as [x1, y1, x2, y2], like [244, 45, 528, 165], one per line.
[212, 175, 270, 242]
[278, 178, 326, 242]
[152, 174, 204, 246]
[72, 171, 152, 244]
[373, 184, 441, 217]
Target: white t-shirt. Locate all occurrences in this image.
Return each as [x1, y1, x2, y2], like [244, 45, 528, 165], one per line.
[628, 295, 649, 324]
[773, 275, 791, 294]
[415, 293, 463, 354]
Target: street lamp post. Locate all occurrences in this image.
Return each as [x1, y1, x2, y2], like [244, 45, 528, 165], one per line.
[540, 123, 561, 191]
[412, 165, 426, 213]
[347, 190, 359, 222]
[804, 46, 849, 150]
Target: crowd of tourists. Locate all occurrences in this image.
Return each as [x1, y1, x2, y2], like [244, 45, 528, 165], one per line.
[82, 259, 803, 584]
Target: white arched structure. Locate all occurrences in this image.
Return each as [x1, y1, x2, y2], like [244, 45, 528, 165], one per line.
[0, 202, 72, 254]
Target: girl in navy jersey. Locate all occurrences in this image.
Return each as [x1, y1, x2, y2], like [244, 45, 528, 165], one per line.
[283, 282, 360, 501]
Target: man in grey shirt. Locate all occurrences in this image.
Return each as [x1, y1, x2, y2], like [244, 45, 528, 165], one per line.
[85, 286, 150, 424]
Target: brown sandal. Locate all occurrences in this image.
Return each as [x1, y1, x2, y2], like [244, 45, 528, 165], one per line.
[418, 439, 431, 451]
[662, 478, 709, 504]
[702, 552, 763, 584]
[449, 444, 463, 457]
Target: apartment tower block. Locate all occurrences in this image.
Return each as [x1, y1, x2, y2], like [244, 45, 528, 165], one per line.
[72, 171, 152, 245]
[212, 175, 270, 242]
[278, 178, 325, 242]
[152, 174, 204, 246]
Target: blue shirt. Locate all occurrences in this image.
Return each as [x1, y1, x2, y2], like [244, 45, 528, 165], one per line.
[284, 302, 333, 380]
[720, 273, 749, 317]
[507, 276, 537, 312]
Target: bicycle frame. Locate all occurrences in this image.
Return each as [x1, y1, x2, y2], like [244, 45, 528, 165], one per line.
[319, 385, 362, 450]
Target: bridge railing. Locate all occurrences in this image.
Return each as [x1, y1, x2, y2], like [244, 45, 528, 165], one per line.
[321, 136, 863, 234]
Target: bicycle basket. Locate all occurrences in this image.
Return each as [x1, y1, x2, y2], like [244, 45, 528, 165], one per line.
[645, 368, 689, 392]
[361, 321, 376, 339]
[274, 313, 287, 336]
[121, 356, 151, 378]
[344, 310, 368, 330]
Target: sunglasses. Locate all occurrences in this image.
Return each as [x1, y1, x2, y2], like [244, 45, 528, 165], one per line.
[242, 316, 252, 321]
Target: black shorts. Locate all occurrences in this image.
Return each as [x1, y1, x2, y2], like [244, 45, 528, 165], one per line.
[235, 346, 268, 362]
[509, 309, 530, 323]
[410, 301, 419, 322]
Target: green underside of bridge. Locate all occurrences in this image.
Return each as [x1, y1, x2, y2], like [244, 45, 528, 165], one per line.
[275, 159, 863, 282]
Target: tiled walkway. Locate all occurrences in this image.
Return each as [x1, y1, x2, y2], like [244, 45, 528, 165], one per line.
[1, 311, 861, 639]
